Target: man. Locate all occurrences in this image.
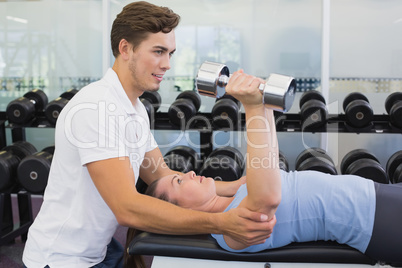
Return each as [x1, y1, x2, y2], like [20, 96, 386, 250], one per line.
[22, 2, 275, 267]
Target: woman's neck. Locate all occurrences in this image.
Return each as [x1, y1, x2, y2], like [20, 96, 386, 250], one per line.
[203, 196, 234, 213]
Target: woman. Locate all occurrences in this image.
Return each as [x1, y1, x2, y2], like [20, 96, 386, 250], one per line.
[125, 70, 402, 267]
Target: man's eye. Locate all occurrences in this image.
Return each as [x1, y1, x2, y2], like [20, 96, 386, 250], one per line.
[177, 179, 182, 185]
[155, 50, 162, 55]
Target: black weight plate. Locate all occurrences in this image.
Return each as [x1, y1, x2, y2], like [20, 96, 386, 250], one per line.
[0, 151, 19, 190]
[345, 99, 373, 128]
[216, 94, 241, 106]
[386, 150, 402, 182]
[300, 100, 328, 129]
[340, 149, 379, 175]
[45, 97, 69, 125]
[23, 89, 48, 111]
[140, 91, 162, 112]
[17, 151, 52, 194]
[212, 99, 240, 128]
[60, 89, 79, 100]
[168, 99, 197, 126]
[389, 101, 402, 129]
[199, 156, 240, 181]
[392, 164, 402, 184]
[176, 91, 201, 111]
[295, 147, 333, 169]
[4, 141, 37, 161]
[165, 146, 200, 172]
[345, 158, 388, 184]
[385, 92, 402, 115]
[279, 151, 289, 172]
[297, 156, 337, 175]
[140, 99, 153, 119]
[6, 97, 35, 124]
[164, 154, 193, 173]
[208, 146, 245, 173]
[299, 90, 326, 109]
[342, 92, 369, 112]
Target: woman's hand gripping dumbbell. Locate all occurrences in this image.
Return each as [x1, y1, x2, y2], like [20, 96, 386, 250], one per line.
[196, 61, 297, 112]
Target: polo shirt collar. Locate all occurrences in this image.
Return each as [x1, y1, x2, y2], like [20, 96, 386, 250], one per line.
[103, 68, 137, 115]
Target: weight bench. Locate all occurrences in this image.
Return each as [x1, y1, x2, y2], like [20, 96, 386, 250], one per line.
[128, 232, 384, 267]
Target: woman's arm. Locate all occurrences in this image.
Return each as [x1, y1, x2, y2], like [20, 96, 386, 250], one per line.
[223, 71, 282, 249]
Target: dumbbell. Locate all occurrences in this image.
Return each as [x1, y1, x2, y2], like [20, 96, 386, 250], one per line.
[196, 61, 296, 112]
[299, 90, 328, 130]
[168, 90, 201, 126]
[295, 147, 337, 175]
[45, 89, 78, 125]
[199, 146, 245, 181]
[385, 92, 402, 129]
[164, 145, 201, 173]
[279, 151, 289, 172]
[6, 89, 48, 124]
[140, 91, 162, 123]
[340, 149, 388, 184]
[211, 94, 241, 128]
[0, 141, 37, 191]
[17, 145, 54, 194]
[342, 92, 373, 128]
[386, 150, 402, 184]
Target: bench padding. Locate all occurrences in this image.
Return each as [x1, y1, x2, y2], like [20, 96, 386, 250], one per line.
[128, 232, 377, 265]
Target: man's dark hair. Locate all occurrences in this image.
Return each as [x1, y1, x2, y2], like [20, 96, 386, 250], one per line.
[111, 1, 180, 58]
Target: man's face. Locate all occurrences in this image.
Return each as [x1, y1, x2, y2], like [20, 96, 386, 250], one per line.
[128, 31, 176, 93]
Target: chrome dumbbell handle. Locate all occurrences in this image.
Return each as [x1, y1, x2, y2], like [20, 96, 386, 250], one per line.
[196, 61, 296, 112]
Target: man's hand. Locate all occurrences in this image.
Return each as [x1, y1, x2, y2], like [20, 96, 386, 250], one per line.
[221, 207, 276, 247]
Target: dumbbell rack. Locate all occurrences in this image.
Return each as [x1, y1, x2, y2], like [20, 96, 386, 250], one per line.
[0, 111, 36, 246]
[0, 109, 400, 247]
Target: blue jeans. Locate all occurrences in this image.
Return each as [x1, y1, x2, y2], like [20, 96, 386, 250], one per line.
[23, 238, 124, 268]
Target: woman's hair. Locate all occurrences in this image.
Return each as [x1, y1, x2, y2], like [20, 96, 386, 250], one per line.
[111, 1, 181, 58]
[124, 178, 177, 267]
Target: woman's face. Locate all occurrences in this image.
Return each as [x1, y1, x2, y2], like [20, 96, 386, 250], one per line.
[155, 171, 217, 211]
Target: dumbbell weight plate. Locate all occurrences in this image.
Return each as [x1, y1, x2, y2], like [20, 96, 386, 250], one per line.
[140, 91, 162, 112]
[17, 151, 53, 194]
[386, 150, 402, 184]
[23, 89, 48, 112]
[345, 158, 388, 184]
[199, 156, 241, 181]
[297, 156, 338, 175]
[342, 92, 369, 112]
[168, 99, 197, 126]
[389, 102, 402, 129]
[295, 147, 334, 169]
[60, 89, 79, 100]
[208, 146, 245, 174]
[340, 149, 379, 175]
[3, 141, 37, 161]
[6, 97, 36, 124]
[45, 97, 69, 125]
[42, 145, 55, 155]
[344, 99, 373, 128]
[393, 164, 402, 184]
[164, 154, 193, 173]
[0, 151, 20, 190]
[176, 91, 201, 111]
[299, 90, 326, 109]
[211, 99, 240, 128]
[385, 92, 402, 115]
[279, 151, 289, 172]
[165, 146, 200, 172]
[196, 61, 229, 98]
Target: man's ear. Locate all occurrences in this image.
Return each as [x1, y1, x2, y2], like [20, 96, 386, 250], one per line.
[118, 39, 131, 60]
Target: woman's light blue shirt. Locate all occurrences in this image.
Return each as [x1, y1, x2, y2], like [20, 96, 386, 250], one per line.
[212, 170, 376, 253]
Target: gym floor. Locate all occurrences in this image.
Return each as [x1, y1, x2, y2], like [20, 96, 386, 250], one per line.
[0, 195, 153, 268]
